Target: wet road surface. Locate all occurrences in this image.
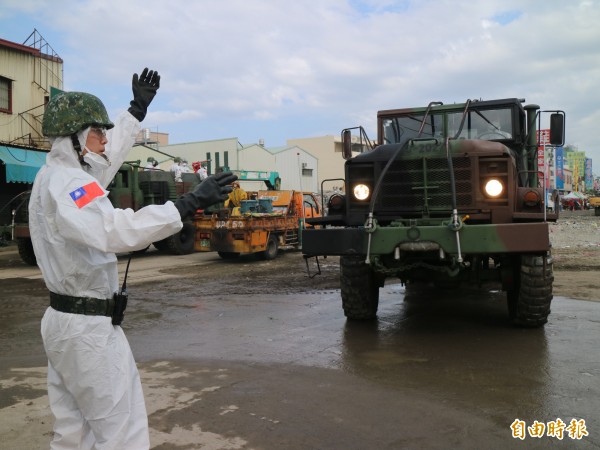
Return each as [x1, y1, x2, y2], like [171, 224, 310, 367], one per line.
[0, 247, 598, 449]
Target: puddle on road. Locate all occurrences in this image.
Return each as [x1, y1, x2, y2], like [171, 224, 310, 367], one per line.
[0, 362, 250, 450]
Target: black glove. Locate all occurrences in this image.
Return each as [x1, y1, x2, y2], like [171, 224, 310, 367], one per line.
[128, 68, 160, 122]
[174, 172, 238, 220]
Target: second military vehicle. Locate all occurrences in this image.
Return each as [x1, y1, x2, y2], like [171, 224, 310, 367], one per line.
[13, 162, 200, 265]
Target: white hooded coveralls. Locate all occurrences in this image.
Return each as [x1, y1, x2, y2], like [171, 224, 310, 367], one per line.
[29, 111, 182, 449]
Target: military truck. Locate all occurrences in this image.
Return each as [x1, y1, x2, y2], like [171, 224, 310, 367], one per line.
[12, 162, 200, 265]
[3, 191, 35, 265]
[302, 98, 565, 327]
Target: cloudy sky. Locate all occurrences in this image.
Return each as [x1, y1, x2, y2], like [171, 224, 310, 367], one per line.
[2, 0, 599, 168]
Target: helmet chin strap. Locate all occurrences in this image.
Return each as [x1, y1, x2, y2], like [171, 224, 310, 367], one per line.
[71, 134, 89, 166]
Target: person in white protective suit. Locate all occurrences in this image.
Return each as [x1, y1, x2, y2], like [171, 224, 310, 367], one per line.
[170, 157, 182, 181]
[29, 68, 237, 449]
[145, 156, 158, 170]
[198, 164, 208, 181]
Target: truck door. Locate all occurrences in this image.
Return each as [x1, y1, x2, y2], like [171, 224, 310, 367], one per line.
[303, 193, 321, 218]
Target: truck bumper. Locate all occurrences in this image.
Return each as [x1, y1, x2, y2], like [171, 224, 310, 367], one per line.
[195, 230, 268, 254]
[301, 222, 551, 256]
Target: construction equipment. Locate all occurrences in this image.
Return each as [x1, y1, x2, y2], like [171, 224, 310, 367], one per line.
[195, 189, 321, 260]
[588, 195, 600, 216]
[236, 170, 281, 190]
[302, 98, 565, 327]
[10, 162, 201, 265]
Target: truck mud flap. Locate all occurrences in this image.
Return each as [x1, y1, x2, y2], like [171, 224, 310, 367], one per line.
[303, 255, 321, 278]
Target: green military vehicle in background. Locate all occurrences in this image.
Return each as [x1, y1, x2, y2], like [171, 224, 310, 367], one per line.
[9, 163, 199, 266]
[303, 98, 565, 327]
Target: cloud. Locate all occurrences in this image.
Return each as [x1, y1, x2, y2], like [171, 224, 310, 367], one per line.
[489, 10, 523, 25]
[146, 110, 204, 125]
[0, 0, 47, 14]
[3, 0, 600, 165]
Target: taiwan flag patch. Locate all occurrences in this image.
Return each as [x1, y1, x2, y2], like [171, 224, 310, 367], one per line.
[69, 182, 105, 208]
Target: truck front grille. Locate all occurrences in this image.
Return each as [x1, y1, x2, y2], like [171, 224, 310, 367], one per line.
[378, 157, 472, 211]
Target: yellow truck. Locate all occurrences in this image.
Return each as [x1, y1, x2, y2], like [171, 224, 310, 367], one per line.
[194, 190, 321, 259]
[589, 196, 600, 216]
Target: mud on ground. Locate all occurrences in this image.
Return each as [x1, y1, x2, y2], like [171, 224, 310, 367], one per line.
[552, 247, 600, 302]
[161, 252, 342, 295]
[157, 208, 600, 302]
[549, 209, 600, 302]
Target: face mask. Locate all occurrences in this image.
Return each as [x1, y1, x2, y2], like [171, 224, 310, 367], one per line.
[83, 147, 111, 171]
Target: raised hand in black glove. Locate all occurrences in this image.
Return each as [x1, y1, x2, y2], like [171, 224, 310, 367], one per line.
[174, 172, 238, 221]
[128, 68, 160, 122]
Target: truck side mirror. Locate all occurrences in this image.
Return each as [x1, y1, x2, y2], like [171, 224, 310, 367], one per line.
[342, 129, 353, 160]
[549, 113, 565, 146]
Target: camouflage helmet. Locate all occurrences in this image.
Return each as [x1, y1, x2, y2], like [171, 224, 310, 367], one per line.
[174, 157, 182, 163]
[42, 91, 114, 137]
[147, 156, 155, 162]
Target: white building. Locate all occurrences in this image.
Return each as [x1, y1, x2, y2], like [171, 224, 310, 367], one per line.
[161, 137, 241, 174]
[268, 145, 318, 193]
[162, 139, 319, 192]
[287, 135, 369, 192]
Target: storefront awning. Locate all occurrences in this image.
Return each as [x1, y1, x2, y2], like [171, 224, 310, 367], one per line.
[0, 145, 47, 183]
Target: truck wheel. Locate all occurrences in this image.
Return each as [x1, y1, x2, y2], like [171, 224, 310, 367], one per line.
[134, 245, 150, 254]
[340, 255, 381, 320]
[507, 253, 553, 327]
[164, 221, 196, 255]
[260, 235, 278, 260]
[595, 207, 600, 217]
[152, 239, 169, 252]
[17, 238, 37, 266]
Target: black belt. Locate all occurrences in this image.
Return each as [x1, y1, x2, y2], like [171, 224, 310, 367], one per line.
[50, 292, 115, 317]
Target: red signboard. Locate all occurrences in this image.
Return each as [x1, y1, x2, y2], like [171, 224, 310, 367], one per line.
[537, 129, 550, 189]
[537, 129, 550, 145]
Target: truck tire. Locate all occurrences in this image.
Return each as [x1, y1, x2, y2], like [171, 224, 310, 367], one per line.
[595, 207, 600, 217]
[163, 221, 196, 255]
[340, 255, 381, 320]
[134, 245, 150, 254]
[152, 239, 169, 252]
[17, 237, 37, 266]
[507, 253, 553, 327]
[260, 235, 278, 260]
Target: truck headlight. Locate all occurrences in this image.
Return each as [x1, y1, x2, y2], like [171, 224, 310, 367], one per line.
[353, 183, 370, 201]
[484, 178, 504, 198]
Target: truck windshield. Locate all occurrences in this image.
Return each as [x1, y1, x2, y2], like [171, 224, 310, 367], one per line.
[449, 107, 513, 140]
[382, 113, 444, 145]
[382, 107, 513, 145]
